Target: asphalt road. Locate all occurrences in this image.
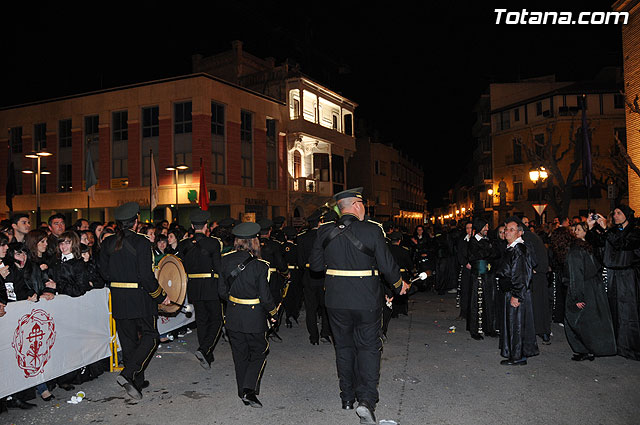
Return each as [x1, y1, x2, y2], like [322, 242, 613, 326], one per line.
[3, 291, 639, 425]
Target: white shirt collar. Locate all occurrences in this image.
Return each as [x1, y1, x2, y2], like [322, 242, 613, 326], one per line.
[508, 237, 524, 248]
[62, 253, 74, 261]
[464, 234, 470, 241]
[474, 233, 484, 242]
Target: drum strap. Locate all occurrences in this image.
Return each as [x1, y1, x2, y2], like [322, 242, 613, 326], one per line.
[322, 215, 374, 257]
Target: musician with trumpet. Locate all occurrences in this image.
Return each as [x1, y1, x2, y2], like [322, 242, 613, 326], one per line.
[99, 202, 170, 400]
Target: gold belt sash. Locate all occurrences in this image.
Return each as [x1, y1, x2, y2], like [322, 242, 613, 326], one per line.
[325, 269, 379, 277]
[111, 282, 139, 288]
[229, 295, 260, 305]
[188, 273, 219, 279]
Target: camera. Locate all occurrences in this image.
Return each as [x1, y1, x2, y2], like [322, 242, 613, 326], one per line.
[591, 214, 598, 221]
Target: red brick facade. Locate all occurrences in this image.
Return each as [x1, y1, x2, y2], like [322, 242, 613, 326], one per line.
[98, 126, 110, 190]
[127, 122, 141, 187]
[254, 128, 267, 188]
[159, 117, 173, 186]
[226, 122, 241, 186]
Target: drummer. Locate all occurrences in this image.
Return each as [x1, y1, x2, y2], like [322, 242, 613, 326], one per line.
[177, 208, 223, 370]
[219, 222, 277, 408]
[98, 201, 170, 400]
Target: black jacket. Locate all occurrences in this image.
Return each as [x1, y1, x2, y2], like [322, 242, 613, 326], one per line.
[219, 250, 276, 333]
[99, 229, 166, 319]
[496, 241, 534, 300]
[177, 233, 223, 301]
[50, 257, 91, 297]
[310, 213, 402, 310]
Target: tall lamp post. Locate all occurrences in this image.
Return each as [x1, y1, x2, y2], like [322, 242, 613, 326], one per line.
[23, 150, 53, 226]
[165, 164, 189, 224]
[529, 166, 549, 225]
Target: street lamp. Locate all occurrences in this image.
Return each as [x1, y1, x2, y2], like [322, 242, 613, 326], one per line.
[23, 150, 52, 226]
[165, 164, 189, 224]
[529, 166, 549, 224]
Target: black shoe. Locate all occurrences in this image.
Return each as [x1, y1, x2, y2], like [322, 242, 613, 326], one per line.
[9, 399, 37, 409]
[310, 340, 319, 345]
[342, 399, 355, 410]
[41, 392, 55, 402]
[542, 333, 551, 344]
[117, 375, 142, 400]
[195, 350, 211, 370]
[500, 359, 527, 366]
[355, 401, 376, 424]
[58, 383, 75, 391]
[136, 380, 150, 390]
[471, 333, 484, 340]
[571, 353, 595, 362]
[241, 391, 262, 408]
[320, 336, 332, 344]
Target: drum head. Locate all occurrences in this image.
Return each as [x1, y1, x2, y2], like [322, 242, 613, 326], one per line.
[155, 254, 187, 314]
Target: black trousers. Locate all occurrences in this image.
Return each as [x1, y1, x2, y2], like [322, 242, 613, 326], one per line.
[327, 307, 382, 406]
[284, 271, 303, 319]
[192, 300, 223, 363]
[304, 284, 331, 342]
[115, 316, 159, 388]
[227, 330, 268, 397]
[382, 305, 392, 336]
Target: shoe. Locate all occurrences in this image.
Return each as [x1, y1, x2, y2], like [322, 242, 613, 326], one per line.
[9, 399, 37, 409]
[320, 336, 332, 344]
[310, 340, 319, 345]
[542, 334, 551, 345]
[342, 399, 355, 410]
[241, 391, 262, 408]
[285, 318, 292, 328]
[471, 333, 484, 340]
[59, 383, 75, 391]
[41, 391, 55, 401]
[447, 288, 458, 294]
[571, 353, 595, 362]
[195, 350, 211, 370]
[355, 401, 377, 424]
[136, 380, 150, 390]
[117, 375, 143, 400]
[500, 359, 527, 366]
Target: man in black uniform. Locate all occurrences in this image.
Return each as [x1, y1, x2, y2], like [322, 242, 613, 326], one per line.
[388, 231, 414, 318]
[258, 218, 288, 310]
[99, 202, 170, 400]
[298, 210, 332, 345]
[177, 209, 223, 369]
[281, 225, 302, 327]
[218, 222, 277, 408]
[271, 216, 286, 243]
[310, 188, 409, 424]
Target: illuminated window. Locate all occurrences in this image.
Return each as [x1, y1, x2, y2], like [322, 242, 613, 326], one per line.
[303, 90, 317, 123]
[289, 89, 300, 119]
[319, 97, 340, 131]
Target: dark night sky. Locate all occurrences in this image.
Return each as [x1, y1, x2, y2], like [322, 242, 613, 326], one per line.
[0, 1, 622, 207]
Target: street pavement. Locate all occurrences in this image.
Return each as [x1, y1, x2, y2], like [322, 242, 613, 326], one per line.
[3, 291, 639, 425]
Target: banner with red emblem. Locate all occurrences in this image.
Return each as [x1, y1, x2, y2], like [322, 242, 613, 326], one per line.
[0, 289, 111, 399]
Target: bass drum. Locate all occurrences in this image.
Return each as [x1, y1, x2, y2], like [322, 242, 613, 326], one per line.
[155, 254, 187, 314]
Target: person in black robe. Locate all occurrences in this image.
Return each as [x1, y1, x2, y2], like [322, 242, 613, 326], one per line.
[548, 226, 571, 325]
[50, 231, 91, 298]
[388, 231, 414, 318]
[521, 216, 551, 344]
[496, 217, 539, 366]
[587, 205, 640, 360]
[491, 224, 508, 335]
[562, 232, 616, 361]
[467, 217, 498, 339]
[455, 222, 473, 320]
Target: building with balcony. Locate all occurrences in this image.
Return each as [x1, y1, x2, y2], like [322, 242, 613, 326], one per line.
[488, 70, 627, 225]
[348, 136, 426, 230]
[193, 41, 357, 225]
[0, 41, 358, 227]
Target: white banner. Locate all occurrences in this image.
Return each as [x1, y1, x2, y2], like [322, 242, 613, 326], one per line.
[157, 300, 195, 335]
[0, 289, 112, 399]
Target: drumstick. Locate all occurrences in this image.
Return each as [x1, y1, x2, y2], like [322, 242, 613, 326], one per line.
[169, 300, 194, 318]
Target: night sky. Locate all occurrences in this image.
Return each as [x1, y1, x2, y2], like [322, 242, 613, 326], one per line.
[0, 1, 623, 207]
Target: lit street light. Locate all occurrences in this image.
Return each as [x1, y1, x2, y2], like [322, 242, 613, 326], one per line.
[23, 150, 52, 226]
[529, 166, 549, 225]
[165, 164, 189, 224]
